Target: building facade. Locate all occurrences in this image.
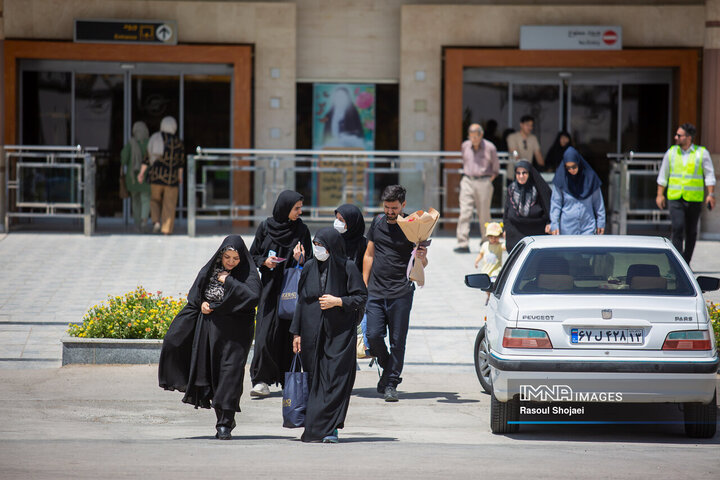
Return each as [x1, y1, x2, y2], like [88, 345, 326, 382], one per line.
[1, 0, 719, 234]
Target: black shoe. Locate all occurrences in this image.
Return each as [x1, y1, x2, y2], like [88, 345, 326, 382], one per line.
[215, 426, 232, 440]
[384, 386, 399, 402]
[376, 371, 390, 394]
[453, 246, 470, 253]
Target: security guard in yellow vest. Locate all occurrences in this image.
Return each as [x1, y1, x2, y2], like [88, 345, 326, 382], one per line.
[656, 123, 715, 263]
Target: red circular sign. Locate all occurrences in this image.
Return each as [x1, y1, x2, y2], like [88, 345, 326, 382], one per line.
[603, 30, 618, 45]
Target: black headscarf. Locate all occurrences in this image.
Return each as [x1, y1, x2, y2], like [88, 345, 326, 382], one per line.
[187, 234, 257, 309]
[545, 131, 572, 171]
[508, 160, 552, 217]
[552, 147, 602, 200]
[334, 204, 365, 262]
[304, 227, 347, 299]
[265, 190, 304, 248]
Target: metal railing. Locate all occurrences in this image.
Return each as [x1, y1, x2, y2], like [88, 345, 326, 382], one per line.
[4, 145, 97, 235]
[186, 148, 516, 237]
[607, 152, 668, 235]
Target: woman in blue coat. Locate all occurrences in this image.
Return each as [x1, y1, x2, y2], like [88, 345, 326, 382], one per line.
[550, 147, 605, 235]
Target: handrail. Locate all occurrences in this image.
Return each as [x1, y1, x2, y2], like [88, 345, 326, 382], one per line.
[3, 145, 96, 235]
[607, 152, 669, 235]
[194, 147, 462, 157]
[4, 145, 99, 153]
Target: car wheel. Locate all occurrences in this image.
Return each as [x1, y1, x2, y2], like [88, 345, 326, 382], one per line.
[473, 325, 492, 393]
[683, 391, 717, 438]
[490, 391, 520, 434]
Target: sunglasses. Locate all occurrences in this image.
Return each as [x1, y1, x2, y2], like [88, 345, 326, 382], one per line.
[522, 139, 527, 149]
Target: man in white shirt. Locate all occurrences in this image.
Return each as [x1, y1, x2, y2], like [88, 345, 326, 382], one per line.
[506, 115, 544, 178]
[656, 123, 715, 263]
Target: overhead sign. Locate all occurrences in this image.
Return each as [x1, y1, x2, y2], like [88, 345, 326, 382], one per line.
[520, 26, 622, 50]
[74, 19, 178, 45]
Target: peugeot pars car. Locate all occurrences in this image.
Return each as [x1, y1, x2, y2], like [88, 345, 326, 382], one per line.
[465, 235, 719, 438]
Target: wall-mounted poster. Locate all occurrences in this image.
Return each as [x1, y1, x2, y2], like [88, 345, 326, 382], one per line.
[312, 84, 375, 150]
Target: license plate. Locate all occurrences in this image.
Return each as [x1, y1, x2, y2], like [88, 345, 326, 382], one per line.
[570, 328, 644, 344]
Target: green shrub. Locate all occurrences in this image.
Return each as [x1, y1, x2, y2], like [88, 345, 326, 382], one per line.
[708, 302, 720, 348]
[68, 286, 186, 339]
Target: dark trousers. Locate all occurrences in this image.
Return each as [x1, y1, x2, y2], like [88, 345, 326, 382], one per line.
[668, 199, 703, 263]
[215, 408, 236, 429]
[365, 292, 414, 388]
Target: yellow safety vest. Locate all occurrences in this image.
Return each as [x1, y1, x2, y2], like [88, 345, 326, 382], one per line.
[667, 145, 706, 202]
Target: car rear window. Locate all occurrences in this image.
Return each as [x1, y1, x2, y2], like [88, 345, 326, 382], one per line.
[512, 247, 695, 296]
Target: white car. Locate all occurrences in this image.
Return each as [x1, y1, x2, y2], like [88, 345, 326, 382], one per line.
[465, 235, 719, 438]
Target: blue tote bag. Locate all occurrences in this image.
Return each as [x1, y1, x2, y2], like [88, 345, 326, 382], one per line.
[278, 255, 303, 320]
[282, 353, 309, 428]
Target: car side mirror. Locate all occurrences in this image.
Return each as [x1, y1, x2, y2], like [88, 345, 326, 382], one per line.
[465, 273, 493, 291]
[696, 276, 720, 292]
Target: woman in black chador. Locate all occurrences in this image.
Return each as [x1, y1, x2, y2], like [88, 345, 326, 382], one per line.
[158, 235, 261, 440]
[503, 159, 552, 252]
[334, 203, 367, 273]
[249, 190, 313, 397]
[290, 227, 368, 443]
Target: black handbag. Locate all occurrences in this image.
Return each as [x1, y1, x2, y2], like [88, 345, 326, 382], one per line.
[282, 353, 308, 428]
[278, 255, 303, 320]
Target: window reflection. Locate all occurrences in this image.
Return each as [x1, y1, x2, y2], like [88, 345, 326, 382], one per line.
[22, 71, 72, 145]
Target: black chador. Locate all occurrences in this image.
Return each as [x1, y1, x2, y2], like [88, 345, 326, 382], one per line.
[335, 203, 368, 273]
[158, 235, 261, 437]
[249, 191, 313, 388]
[290, 227, 368, 442]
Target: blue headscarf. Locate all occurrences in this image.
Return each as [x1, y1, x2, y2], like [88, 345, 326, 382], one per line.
[552, 147, 602, 200]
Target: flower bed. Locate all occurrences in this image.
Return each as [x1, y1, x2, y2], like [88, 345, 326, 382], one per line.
[62, 287, 186, 365]
[67, 286, 186, 340]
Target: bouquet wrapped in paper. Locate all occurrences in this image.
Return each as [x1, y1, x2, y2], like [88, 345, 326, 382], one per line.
[397, 208, 440, 287]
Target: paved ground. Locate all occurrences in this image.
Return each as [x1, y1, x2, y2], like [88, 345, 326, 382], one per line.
[0, 229, 506, 370]
[0, 366, 719, 479]
[1, 229, 720, 478]
[2, 229, 720, 369]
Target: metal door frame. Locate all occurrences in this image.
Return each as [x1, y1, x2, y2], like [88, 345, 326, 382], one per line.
[18, 59, 234, 221]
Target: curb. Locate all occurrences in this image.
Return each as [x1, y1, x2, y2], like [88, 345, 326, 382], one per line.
[61, 336, 162, 365]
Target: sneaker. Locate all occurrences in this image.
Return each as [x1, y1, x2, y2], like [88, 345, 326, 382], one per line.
[152, 222, 161, 233]
[384, 386, 399, 402]
[250, 382, 270, 397]
[453, 246, 470, 253]
[322, 429, 339, 443]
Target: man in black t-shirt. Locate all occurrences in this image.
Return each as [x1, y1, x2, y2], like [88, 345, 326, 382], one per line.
[363, 185, 428, 402]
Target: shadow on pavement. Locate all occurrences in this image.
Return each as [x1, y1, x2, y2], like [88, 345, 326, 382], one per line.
[180, 434, 297, 441]
[352, 387, 479, 404]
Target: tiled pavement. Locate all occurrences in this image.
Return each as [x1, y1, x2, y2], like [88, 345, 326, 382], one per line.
[1, 230, 719, 370]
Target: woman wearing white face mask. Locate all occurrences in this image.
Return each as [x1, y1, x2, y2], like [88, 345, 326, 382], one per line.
[290, 227, 367, 443]
[333, 204, 367, 274]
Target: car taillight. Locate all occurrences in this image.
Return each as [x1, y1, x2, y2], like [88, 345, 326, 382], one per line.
[502, 328, 552, 348]
[661, 330, 711, 350]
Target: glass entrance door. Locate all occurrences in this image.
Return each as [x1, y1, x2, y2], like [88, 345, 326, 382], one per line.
[19, 60, 232, 222]
[462, 67, 672, 176]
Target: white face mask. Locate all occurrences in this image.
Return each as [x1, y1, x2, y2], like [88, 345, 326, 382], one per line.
[333, 218, 347, 234]
[313, 244, 330, 262]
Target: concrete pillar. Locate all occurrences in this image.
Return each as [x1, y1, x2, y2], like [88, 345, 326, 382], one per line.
[701, 0, 720, 238]
[0, 38, 5, 233]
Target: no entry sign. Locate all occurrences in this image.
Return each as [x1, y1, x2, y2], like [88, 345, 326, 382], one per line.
[521, 26, 622, 50]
